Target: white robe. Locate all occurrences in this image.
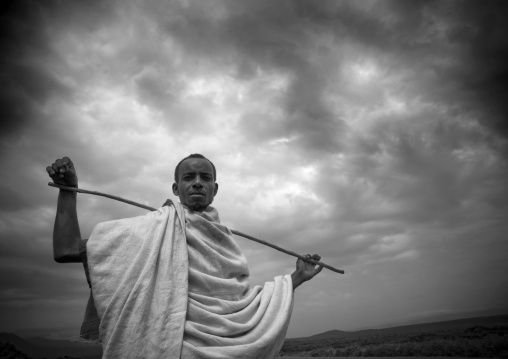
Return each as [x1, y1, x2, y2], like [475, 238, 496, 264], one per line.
[86, 203, 294, 358]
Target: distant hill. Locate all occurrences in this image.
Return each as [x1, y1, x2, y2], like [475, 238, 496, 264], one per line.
[0, 341, 31, 358]
[293, 314, 508, 341]
[306, 329, 351, 340]
[0, 333, 44, 357]
[0, 332, 102, 359]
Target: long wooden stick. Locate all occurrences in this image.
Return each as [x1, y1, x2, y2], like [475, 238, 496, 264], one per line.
[229, 229, 344, 274]
[48, 182, 344, 274]
[48, 182, 156, 211]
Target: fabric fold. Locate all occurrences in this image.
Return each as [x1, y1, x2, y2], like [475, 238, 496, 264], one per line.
[85, 203, 294, 358]
[181, 206, 294, 359]
[87, 204, 188, 358]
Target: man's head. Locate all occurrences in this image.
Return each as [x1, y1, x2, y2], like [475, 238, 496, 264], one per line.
[172, 154, 218, 212]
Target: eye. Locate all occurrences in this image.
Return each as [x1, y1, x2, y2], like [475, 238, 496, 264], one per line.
[182, 174, 193, 181]
[202, 174, 212, 181]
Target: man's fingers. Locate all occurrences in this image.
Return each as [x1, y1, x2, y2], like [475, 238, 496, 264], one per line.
[47, 157, 78, 187]
[53, 158, 75, 174]
[61, 157, 76, 176]
[302, 254, 323, 270]
[51, 162, 59, 173]
[48, 157, 74, 180]
[47, 165, 64, 179]
[53, 159, 66, 174]
[62, 156, 73, 168]
[59, 163, 71, 178]
[306, 254, 321, 265]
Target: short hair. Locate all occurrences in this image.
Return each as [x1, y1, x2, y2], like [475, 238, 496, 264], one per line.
[174, 154, 216, 182]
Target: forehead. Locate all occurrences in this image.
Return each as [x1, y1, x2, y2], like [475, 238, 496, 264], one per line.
[179, 158, 213, 175]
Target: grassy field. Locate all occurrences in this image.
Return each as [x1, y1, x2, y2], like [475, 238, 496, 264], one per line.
[1, 315, 506, 358]
[278, 324, 508, 357]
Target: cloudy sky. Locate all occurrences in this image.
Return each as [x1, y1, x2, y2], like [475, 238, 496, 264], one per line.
[1, 0, 507, 340]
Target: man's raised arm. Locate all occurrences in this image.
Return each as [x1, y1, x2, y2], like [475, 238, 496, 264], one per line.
[46, 157, 82, 263]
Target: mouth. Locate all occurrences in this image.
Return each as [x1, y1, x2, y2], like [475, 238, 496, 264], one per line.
[189, 192, 205, 196]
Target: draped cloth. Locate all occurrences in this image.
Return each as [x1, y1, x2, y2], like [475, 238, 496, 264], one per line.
[84, 202, 294, 358]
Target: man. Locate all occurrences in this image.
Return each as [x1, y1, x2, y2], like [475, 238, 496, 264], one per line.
[47, 154, 323, 358]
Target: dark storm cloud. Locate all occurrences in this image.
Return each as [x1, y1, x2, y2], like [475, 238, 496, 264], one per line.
[365, 0, 508, 141]
[155, 0, 508, 156]
[132, 0, 350, 152]
[0, 0, 117, 139]
[0, 1, 66, 138]
[437, 0, 508, 139]
[0, 184, 30, 211]
[0, 0, 131, 327]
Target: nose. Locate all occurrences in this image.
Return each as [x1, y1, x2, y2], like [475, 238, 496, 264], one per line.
[192, 176, 203, 188]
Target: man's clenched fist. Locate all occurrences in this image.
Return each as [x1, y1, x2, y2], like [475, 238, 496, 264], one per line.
[46, 157, 78, 188]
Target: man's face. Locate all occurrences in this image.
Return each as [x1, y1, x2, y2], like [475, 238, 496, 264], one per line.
[172, 158, 218, 212]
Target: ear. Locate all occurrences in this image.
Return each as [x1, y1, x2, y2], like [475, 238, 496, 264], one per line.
[172, 183, 179, 196]
[213, 183, 219, 196]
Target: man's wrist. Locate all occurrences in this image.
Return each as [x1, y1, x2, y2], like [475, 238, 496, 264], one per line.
[59, 189, 77, 196]
[291, 271, 306, 290]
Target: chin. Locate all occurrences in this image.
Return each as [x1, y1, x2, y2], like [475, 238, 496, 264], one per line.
[187, 202, 208, 212]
